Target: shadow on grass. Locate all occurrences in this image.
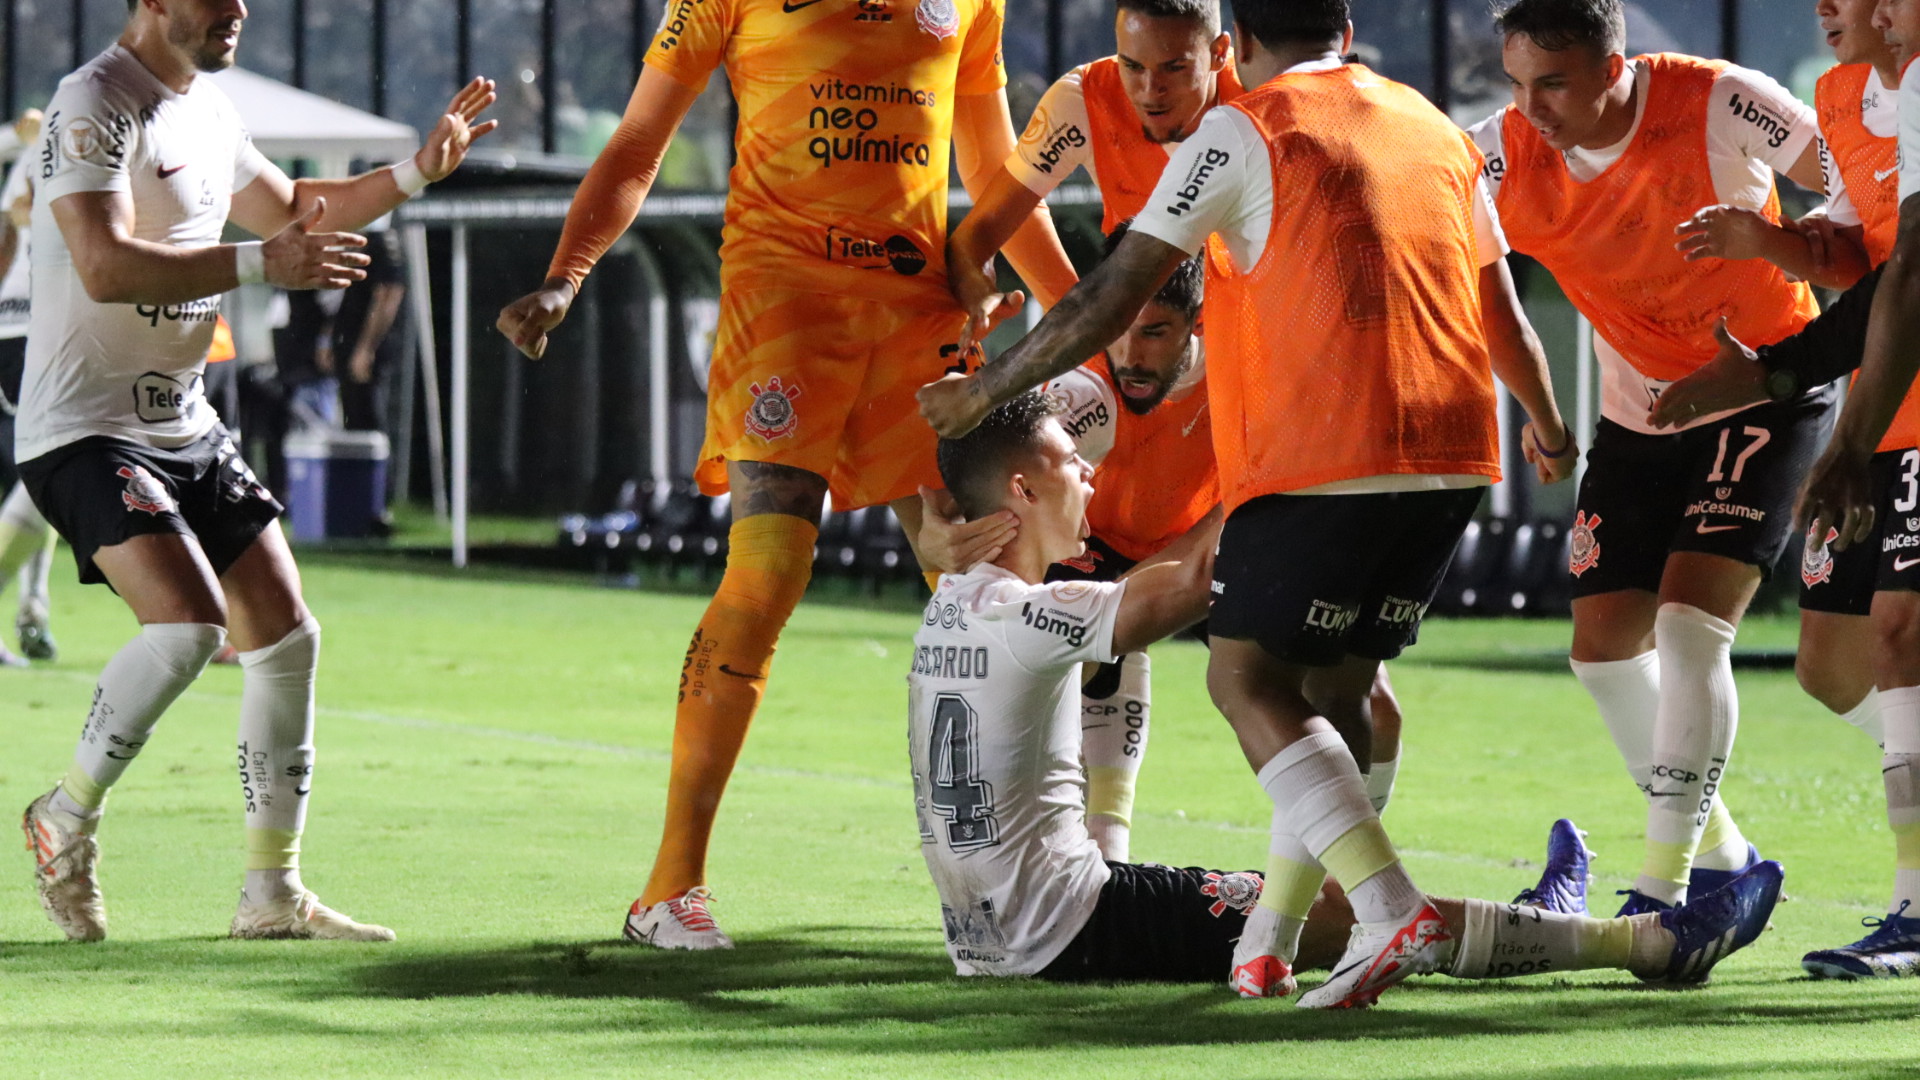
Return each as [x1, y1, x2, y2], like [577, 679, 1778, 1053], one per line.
[330, 926, 1920, 1053]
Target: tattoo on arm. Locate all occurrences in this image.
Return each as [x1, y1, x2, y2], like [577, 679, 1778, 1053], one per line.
[974, 232, 1188, 406]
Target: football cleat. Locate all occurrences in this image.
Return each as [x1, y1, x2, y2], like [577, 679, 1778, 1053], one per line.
[1801, 901, 1920, 980]
[1296, 901, 1451, 1010]
[22, 788, 106, 941]
[1648, 859, 1782, 985]
[0, 639, 25, 668]
[230, 890, 396, 941]
[1512, 818, 1592, 914]
[1688, 842, 1762, 898]
[624, 886, 735, 950]
[1229, 900, 1294, 998]
[16, 601, 56, 662]
[1614, 889, 1674, 918]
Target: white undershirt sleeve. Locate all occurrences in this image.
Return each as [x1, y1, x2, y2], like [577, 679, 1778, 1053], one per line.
[1471, 174, 1509, 267]
[1899, 62, 1920, 205]
[1129, 107, 1262, 262]
[1464, 110, 1509, 200]
[1043, 366, 1118, 466]
[1009, 68, 1096, 198]
[1709, 65, 1818, 184]
[38, 79, 139, 204]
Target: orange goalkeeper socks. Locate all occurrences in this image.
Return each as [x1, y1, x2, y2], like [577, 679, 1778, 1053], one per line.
[639, 514, 817, 906]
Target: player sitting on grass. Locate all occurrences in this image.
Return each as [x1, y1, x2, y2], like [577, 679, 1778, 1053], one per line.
[909, 392, 1784, 1003]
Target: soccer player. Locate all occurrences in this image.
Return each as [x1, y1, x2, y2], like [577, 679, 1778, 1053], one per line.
[19, 0, 496, 942]
[0, 110, 60, 667]
[1470, 0, 1834, 918]
[921, 0, 1577, 1006]
[914, 393, 1779, 997]
[494, 0, 1081, 950]
[1746, 0, 1920, 979]
[1667, 0, 1895, 753]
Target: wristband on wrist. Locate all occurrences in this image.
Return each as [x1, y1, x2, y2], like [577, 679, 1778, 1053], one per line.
[1529, 426, 1573, 459]
[233, 241, 266, 285]
[389, 157, 428, 197]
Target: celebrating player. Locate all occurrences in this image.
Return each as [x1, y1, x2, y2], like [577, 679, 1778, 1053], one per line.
[1665, 0, 1897, 754]
[0, 110, 59, 667]
[1470, 0, 1832, 918]
[496, 0, 1080, 949]
[921, 0, 1576, 1006]
[20, 0, 496, 942]
[913, 393, 1778, 998]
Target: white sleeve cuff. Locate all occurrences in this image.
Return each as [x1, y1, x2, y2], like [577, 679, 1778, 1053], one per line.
[233, 241, 266, 285]
[389, 158, 429, 197]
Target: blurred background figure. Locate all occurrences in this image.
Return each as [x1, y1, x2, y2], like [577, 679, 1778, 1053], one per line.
[0, 107, 59, 667]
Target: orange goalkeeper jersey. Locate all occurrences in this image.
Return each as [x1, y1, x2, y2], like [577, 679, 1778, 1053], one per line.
[643, 0, 1006, 308]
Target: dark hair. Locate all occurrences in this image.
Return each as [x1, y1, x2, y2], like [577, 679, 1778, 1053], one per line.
[1104, 219, 1203, 321]
[937, 391, 1063, 520]
[1493, 0, 1625, 57]
[1115, 0, 1221, 36]
[1229, 0, 1348, 49]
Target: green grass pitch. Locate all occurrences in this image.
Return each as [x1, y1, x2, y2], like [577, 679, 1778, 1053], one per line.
[0, 555, 1916, 1078]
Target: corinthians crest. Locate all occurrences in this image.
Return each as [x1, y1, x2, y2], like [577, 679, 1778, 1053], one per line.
[1199, 870, 1262, 917]
[744, 376, 803, 442]
[1801, 524, 1838, 589]
[1569, 510, 1601, 577]
[915, 0, 958, 39]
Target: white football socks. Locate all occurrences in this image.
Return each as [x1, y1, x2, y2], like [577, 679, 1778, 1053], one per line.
[52, 623, 228, 817]
[0, 481, 49, 602]
[1447, 898, 1663, 979]
[1842, 691, 1887, 749]
[1639, 603, 1740, 904]
[1082, 651, 1150, 863]
[1571, 650, 1660, 795]
[1258, 730, 1422, 927]
[237, 618, 321, 901]
[1365, 753, 1399, 815]
[1880, 686, 1920, 915]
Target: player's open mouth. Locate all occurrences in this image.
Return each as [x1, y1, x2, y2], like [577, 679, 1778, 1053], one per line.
[213, 25, 241, 48]
[1117, 375, 1159, 399]
[1826, 28, 1843, 46]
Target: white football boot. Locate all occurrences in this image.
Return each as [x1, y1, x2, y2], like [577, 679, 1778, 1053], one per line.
[23, 787, 107, 941]
[231, 890, 396, 942]
[1230, 902, 1297, 998]
[624, 886, 735, 950]
[1297, 900, 1451, 1009]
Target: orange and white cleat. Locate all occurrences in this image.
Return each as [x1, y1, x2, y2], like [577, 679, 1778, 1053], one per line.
[1229, 901, 1296, 998]
[624, 886, 735, 950]
[23, 787, 106, 942]
[1297, 900, 1451, 1009]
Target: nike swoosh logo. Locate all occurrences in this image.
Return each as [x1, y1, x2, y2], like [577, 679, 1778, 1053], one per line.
[782, 0, 826, 10]
[294, 787, 311, 797]
[1696, 522, 1742, 534]
[1897, 556, 1920, 572]
[1877, 166, 1900, 183]
[718, 664, 766, 679]
[1647, 790, 1690, 798]
[157, 164, 188, 178]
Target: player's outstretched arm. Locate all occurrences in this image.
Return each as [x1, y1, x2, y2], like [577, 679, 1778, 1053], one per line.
[1110, 509, 1220, 655]
[1479, 259, 1575, 483]
[53, 191, 368, 305]
[231, 79, 500, 239]
[1801, 198, 1920, 548]
[496, 67, 702, 360]
[953, 92, 1079, 326]
[919, 229, 1186, 438]
[1673, 204, 1869, 290]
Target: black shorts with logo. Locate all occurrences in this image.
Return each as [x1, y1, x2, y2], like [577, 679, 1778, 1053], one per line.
[1037, 862, 1264, 983]
[1801, 450, 1905, 615]
[1569, 389, 1837, 599]
[1877, 446, 1920, 595]
[1209, 487, 1482, 667]
[0, 336, 23, 483]
[18, 422, 282, 586]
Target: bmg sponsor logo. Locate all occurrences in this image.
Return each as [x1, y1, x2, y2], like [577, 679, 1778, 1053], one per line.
[1164, 148, 1230, 217]
[1020, 601, 1089, 647]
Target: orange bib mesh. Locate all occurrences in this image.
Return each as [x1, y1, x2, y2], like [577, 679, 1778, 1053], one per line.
[1496, 54, 1817, 383]
[1816, 62, 1917, 453]
[1203, 64, 1500, 511]
[1084, 58, 1243, 233]
[1084, 359, 1219, 561]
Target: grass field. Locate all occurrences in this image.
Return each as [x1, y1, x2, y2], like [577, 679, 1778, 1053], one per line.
[1, 554, 1916, 1079]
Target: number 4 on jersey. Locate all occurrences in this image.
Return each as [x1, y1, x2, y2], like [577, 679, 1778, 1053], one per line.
[928, 693, 999, 851]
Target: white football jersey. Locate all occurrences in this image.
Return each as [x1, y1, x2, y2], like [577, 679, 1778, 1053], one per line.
[907, 564, 1125, 976]
[18, 44, 270, 462]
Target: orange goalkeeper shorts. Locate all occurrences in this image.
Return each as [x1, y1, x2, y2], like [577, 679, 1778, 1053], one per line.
[694, 287, 977, 511]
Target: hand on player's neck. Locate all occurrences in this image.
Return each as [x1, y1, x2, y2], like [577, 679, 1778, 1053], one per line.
[990, 511, 1053, 586]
